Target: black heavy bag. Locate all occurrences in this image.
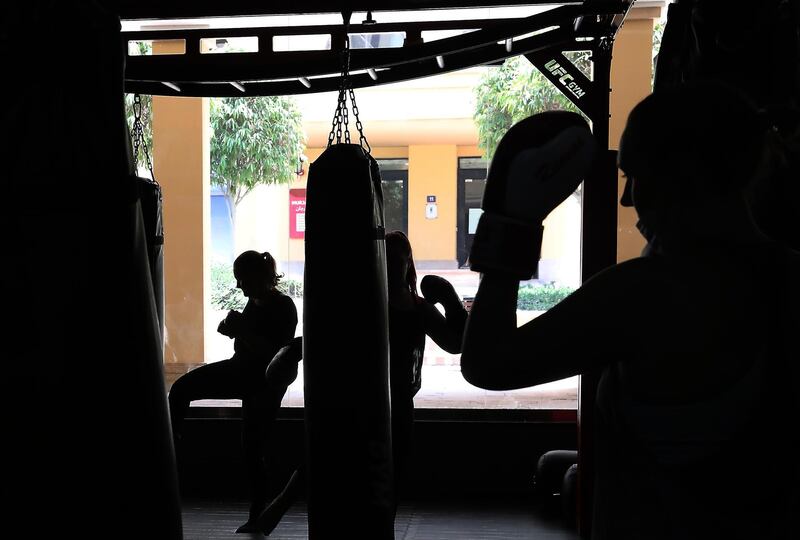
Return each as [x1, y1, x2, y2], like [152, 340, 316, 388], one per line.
[304, 143, 393, 538]
[130, 93, 165, 341]
[137, 176, 165, 338]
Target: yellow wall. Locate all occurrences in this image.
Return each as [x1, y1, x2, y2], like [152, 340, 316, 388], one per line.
[611, 17, 655, 262]
[408, 145, 458, 262]
[457, 145, 482, 158]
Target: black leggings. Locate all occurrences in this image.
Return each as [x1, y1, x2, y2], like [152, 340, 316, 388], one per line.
[168, 358, 281, 517]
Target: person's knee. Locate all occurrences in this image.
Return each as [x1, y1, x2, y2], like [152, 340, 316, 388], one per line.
[167, 377, 189, 407]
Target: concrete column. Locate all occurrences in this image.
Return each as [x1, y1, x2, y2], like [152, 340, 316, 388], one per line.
[152, 42, 211, 364]
[610, 13, 658, 262]
[408, 144, 458, 267]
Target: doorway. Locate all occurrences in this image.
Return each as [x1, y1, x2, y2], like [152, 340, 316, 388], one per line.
[378, 159, 409, 236]
[456, 157, 488, 267]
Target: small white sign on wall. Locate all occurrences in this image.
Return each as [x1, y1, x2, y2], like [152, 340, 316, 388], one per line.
[426, 195, 438, 219]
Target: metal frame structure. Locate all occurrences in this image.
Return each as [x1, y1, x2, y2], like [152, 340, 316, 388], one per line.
[120, 0, 629, 284]
[123, 3, 626, 98]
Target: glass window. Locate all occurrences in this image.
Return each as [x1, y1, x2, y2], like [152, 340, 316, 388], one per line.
[154, 61, 586, 411]
[378, 159, 408, 236]
[348, 32, 405, 49]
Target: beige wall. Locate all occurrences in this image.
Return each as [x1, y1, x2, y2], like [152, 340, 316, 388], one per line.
[408, 145, 458, 263]
[153, 31, 212, 365]
[153, 95, 211, 364]
[234, 182, 291, 260]
[611, 16, 656, 262]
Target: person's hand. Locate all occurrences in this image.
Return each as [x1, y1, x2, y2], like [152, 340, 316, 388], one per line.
[217, 310, 243, 338]
[469, 112, 595, 280]
[420, 275, 461, 311]
[504, 125, 596, 223]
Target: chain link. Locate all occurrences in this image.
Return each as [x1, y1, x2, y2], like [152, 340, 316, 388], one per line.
[341, 42, 351, 144]
[349, 87, 371, 153]
[131, 93, 156, 181]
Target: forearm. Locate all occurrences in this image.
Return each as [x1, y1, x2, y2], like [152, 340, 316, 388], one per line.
[427, 300, 469, 353]
[460, 273, 521, 389]
[442, 300, 468, 330]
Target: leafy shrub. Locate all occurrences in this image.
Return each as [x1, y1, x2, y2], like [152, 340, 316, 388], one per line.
[211, 263, 246, 311]
[211, 262, 303, 311]
[277, 279, 303, 298]
[517, 284, 574, 311]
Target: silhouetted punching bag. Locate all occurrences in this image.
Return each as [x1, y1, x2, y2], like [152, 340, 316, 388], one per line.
[303, 141, 394, 538]
[2, 5, 181, 537]
[138, 176, 165, 338]
[131, 93, 166, 341]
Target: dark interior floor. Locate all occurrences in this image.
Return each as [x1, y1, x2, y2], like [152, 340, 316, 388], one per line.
[181, 496, 579, 540]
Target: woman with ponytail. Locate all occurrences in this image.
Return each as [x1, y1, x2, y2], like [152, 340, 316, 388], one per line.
[168, 250, 298, 532]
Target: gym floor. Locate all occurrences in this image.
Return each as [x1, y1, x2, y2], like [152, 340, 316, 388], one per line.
[181, 496, 579, 540]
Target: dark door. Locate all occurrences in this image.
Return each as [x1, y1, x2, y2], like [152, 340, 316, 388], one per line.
[378, 160, 408, 235]
[457, 158, 488, 267]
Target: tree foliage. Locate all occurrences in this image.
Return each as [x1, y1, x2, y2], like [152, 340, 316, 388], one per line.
[652, 19, 666, 89]
[210, 96, 305, 219]
[473, 54, 589, 160]
[125, 93, 153, 170]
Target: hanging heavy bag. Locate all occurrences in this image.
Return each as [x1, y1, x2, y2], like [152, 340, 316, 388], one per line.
[130, 94, 165, 342]
[303, 35, 394, 539]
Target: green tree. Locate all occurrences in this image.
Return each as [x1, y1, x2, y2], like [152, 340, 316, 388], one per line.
[652, 19, 666, 89]
[125, 93, 153, 171]
[210, 96, 305, 222]
[473, 54, 589, 160]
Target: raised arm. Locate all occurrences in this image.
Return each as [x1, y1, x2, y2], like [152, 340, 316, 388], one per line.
[461, 264, 628, 390]
[419, 274, 468, 354]
[459, 111, 610, 390]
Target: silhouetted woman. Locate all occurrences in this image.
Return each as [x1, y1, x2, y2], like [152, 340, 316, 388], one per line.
[168, 250, 297, 532]
[385, 230, 467, 498]
[462, 83, 799, 539]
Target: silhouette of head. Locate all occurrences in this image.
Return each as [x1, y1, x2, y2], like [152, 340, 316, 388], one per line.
[233, 251, 281, 298]
[619, 81, 765, 228]
[385, 231, 418, 297]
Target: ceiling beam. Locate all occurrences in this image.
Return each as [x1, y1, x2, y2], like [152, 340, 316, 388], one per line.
[115, 0, 586, 21]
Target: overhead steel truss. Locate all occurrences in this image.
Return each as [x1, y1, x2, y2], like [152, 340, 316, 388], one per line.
[123, 0, 632, 121]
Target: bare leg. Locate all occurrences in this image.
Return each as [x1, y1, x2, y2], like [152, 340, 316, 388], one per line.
[257, 468, 303, 535]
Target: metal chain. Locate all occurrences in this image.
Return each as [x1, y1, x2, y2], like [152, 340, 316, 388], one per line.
[349, 87, 371, 153]
[341, 39, 352, 144]
[328, 50, 350, 146]
[326, 29, 371, 153]
[334, 85, 346, 145]
[342, 97, 351, 144]
[131, 93, 156, 181]
[326, 95, 341, 147]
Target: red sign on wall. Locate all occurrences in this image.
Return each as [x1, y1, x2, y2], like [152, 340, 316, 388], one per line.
[289, 188, 306, 239]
